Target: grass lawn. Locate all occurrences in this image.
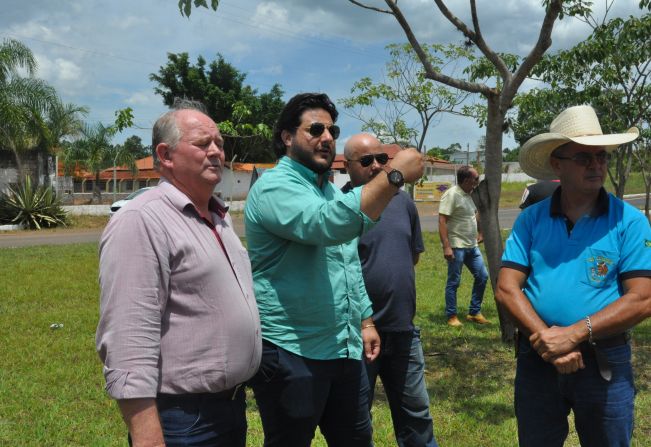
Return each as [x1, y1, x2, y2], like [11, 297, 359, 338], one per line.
[2, 235, 651, 446]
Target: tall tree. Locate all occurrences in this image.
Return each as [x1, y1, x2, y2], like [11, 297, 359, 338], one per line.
[0, 39, 58, 180]
[341, 43, 471, 152]
[513, 9, 651, 199]
[119, 135, 151, 160]
[178, 0, 597, 341]
[62, 120, 137, 204]
[40, 99, 88, 154]
[150, 53, 284, 162]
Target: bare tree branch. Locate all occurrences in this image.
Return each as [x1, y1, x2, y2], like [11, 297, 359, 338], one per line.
[433, 0, 511, 81]
[506, 0, 562, 108]
[347, 0, 392, 14]
[382, 0, 494, 96]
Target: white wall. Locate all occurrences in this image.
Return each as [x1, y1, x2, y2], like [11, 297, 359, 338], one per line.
[214, 168, 252, 201]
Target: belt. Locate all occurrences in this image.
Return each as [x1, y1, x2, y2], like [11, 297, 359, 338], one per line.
[580, 333, 630, 382]
[157, 383, 243, 402]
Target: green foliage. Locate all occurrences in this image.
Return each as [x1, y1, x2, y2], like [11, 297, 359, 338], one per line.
[464, 53, 521, 84]
[1, 38, 88, 189]
[0, 39, 58, 170]
[113, 107, 134, 133]
[0, 176, 68, 229]
[150, 52, 284, 162]
[502, 147, 520, 162]
[513, 11, 651, 195]
[426, 143, 461, 161]
[120, 135, 151, 160]
[341, 43, 472, 152]
[178, 0, 219, 17]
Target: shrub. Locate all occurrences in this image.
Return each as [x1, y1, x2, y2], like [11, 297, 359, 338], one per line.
[0, 176, 68, 229]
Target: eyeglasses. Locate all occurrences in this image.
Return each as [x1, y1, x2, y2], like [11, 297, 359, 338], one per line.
[347, 153, 389, 167]
[300, 122, 341, 139]
[553, 151, 611, 167]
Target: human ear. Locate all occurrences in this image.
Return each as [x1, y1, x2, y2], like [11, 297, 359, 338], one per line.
[281, 130, 293, 149]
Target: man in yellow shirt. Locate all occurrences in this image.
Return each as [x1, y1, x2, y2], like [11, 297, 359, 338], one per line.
[438, 165, 489, 327]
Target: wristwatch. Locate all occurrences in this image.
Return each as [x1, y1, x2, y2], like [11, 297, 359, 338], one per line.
[387, 169, 404, 188]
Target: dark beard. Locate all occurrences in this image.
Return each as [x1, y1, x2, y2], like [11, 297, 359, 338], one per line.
[288, 141, 333, 174]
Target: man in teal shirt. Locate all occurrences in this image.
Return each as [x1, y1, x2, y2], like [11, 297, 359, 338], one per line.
[245, 93, 424, 446]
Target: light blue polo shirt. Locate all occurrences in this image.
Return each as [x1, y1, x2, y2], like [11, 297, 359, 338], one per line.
[502, 188, 651, 327]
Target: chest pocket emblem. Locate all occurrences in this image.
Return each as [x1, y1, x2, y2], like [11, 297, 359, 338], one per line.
[588, 255, 613, 285]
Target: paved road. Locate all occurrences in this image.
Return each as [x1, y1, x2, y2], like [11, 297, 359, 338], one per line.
[1, 196, 646, 248]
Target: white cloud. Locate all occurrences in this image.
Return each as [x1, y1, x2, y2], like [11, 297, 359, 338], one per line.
[125, 90, 158, 106]
[1, 0, 645, 152]
[111, 15, 148, 30]
[56, 58, 82, 82]
[252, 2, 290, 28]
[249, 64, 283, 76]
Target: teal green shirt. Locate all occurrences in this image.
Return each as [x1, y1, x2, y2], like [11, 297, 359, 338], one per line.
[245, 156, 375, 360]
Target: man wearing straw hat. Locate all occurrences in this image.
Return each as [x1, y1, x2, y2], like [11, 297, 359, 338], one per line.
[496, 105, 651, 446]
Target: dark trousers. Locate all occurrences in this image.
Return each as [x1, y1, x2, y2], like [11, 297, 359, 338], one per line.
[127, 389, 247, 447]
[249, 340, 373, 447]
[515, 338, 634, 447]
[365, 329, 438, 447]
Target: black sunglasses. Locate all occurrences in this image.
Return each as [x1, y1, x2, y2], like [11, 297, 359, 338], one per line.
[301, 122, 341, 139]
[348, 153, 389, 167]
[553, 151, 611, 167]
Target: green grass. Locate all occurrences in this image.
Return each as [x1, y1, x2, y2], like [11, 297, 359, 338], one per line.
[2, 237, 651, 445]
[67, 214, 110, 229]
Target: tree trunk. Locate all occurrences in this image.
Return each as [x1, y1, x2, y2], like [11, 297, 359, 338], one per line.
[472, 95, 516, 343]
[93, 172, 102, 204]
[12, 148, 26, 184]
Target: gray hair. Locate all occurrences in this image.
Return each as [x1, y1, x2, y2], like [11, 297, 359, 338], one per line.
[151, 98, 209, 168]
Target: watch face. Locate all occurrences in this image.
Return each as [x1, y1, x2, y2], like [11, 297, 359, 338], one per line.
[388, 169, 404, 187]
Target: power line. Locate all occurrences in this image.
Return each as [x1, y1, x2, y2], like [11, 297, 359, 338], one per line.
[0, 32, 160, 68]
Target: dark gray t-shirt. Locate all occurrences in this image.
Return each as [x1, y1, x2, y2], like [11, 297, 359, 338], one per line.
[345, 185, 424, 332]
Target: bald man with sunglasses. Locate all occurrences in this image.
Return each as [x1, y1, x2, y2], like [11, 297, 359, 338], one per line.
[343, 134, 438, 447]
[245, 94, 424, 446]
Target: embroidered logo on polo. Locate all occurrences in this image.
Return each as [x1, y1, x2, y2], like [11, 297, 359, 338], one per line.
[587, 254, 614, 285]
[645, 239, 651, 248]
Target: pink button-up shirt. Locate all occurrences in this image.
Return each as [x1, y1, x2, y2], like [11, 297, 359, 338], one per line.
[96, 180, 261, 399]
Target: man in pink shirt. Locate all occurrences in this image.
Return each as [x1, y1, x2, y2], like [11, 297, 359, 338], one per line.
[96, 100, 261, 447]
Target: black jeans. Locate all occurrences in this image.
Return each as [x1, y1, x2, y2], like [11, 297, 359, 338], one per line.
[249, 340, 373, 447]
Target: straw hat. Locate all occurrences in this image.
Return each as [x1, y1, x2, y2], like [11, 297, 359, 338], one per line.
[519, 105, 639, 180]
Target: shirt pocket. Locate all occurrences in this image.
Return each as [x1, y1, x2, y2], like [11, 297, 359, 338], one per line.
[580, 248, 619, 288]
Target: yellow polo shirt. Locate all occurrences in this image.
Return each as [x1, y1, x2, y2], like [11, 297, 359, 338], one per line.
[439, 185, 478, 248]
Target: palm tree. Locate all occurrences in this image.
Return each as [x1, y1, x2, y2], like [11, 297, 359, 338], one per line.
[41, 99, 89, 153]
[62, 122, 137, 203]
[0, 39, 58, 181]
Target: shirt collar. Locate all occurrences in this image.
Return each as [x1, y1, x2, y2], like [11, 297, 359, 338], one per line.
[550, 186, 609, 218]
[158, 178, 229, 219]
[280, 156, 331, 189]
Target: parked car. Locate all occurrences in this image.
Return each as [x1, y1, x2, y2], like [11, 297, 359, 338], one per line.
[109, 187, 154, 217]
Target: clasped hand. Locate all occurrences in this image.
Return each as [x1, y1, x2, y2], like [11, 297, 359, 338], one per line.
[530, 326, 584, 374]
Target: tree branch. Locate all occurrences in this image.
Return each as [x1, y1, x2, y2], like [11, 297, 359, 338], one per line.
[347, 0, 392, 14]
[434, 0, 511, 81]
[506, 0, 562, 107]
[383, 0, 494, 96]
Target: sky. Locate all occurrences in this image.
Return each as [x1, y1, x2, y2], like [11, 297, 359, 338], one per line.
[1, 0, 645, 155]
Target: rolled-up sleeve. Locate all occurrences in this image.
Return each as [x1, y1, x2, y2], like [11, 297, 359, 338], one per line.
[95, 209, 170, 399]
[253, 179, 376, 246]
